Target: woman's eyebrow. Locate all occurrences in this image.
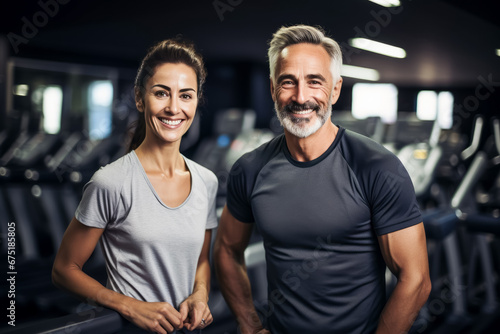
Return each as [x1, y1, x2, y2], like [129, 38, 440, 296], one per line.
[151, 84, 171, 91]
[151, 84, 196, 93]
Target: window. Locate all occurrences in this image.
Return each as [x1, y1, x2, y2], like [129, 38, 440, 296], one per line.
[352, 83, 398, 123]
[416, 90, 453, 129]
[8, 58, 119, 139]
[88, 80, 113, 140]
[42, 85, 63, 134]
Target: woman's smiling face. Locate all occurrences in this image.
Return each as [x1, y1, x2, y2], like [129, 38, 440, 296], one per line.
[138, 62, 198, 145]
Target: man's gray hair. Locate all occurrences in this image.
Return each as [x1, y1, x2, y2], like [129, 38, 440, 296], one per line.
[268, 24, 343, 84]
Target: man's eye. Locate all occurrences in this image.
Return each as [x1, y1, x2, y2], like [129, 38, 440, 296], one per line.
[281, 80, 294, 86]
[310, 80, 321, 85]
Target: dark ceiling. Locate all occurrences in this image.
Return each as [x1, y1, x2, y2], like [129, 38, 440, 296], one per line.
[1, 0, 499, 87]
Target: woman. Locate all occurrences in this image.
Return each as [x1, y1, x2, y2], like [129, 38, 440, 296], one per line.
[52, 39, 217, 334]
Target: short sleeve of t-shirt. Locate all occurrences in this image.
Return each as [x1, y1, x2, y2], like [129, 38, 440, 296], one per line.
[227, 135, 285, 223]
[205, 183, 218, 229]
[341, 130, 422, 235]
[194, 161, 219, 230]
[75, 167, 122, 228]
[370, 153, 422, 235]
[227, 158, 255, 223]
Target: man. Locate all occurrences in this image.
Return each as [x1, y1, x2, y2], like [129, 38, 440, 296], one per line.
[214, 24, 431, 334]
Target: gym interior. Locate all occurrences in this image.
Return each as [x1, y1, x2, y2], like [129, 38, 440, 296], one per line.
[1, 0, 500, 333]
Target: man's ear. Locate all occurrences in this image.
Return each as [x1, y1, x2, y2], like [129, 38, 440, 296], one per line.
[330, 77, 343, 105]
[270, 78, 276, 102]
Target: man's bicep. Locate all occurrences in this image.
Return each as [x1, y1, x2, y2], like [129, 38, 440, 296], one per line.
[377, 222, 429, 278]
[216, 205, 254, 256]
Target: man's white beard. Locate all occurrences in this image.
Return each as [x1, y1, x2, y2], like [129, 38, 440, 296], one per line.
[275, 101, 332, 138]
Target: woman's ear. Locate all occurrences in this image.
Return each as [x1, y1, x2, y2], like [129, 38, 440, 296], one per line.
[136, 100, 143, 112]
[135, 89, 144, 112]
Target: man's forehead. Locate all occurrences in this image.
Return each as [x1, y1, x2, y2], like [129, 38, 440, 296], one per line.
[277, 44, 331, 72]
[280, 46, 290, 59]
[280, 43, 326, 57]
[279, 44, 330, 71]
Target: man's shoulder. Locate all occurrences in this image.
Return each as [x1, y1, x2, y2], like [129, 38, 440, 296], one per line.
[340, 129, 413, 198]
[340, 129, 400, 170]
[232, 133, 284, 172]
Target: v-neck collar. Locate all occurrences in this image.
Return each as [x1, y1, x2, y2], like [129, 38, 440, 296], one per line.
[131, 150, 193, 209]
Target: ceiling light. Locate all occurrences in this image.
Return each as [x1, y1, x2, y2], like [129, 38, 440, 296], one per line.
[368, 0, 401, 7]
[341, 64, 380, 81]
[349, 38, 406, 58]
[496, 49, 500, 57]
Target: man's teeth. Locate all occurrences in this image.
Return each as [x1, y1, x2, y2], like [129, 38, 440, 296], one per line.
[293, 109, 313, 114]
[160, 119, 182, 125]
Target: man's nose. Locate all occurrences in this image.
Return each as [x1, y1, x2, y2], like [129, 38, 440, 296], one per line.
[292, 81, 308, 105]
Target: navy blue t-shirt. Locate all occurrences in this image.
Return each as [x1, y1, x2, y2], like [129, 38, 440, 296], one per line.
[227, 127, 422, 334]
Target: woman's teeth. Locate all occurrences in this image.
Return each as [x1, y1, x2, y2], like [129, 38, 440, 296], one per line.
[160, 119, 182, 125]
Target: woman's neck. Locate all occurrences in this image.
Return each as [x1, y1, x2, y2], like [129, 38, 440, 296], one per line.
[134, 139, 185, 177]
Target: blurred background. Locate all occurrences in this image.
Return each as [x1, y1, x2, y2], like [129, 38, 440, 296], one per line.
[1, 0, 500, 333]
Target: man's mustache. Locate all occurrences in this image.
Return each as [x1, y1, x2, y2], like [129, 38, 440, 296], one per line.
[283, 102, 320, 113]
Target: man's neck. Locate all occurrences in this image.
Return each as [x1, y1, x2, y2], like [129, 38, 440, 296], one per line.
[284, 121, 339, 162]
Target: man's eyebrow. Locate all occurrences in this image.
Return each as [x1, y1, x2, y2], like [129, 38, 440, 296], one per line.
[151, 84, 196, 93]
[306, 74, 327, 81]
[276, 73, 327, 83]
[276, 74, 297, 84]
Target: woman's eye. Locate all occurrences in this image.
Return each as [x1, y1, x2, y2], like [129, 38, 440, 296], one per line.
[154, 90, 168, 98]
[181, 93, 192, 100]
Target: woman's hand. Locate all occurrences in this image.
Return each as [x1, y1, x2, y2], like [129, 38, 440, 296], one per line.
[122, 299, 183, 333]
[179, 290, 213, 331]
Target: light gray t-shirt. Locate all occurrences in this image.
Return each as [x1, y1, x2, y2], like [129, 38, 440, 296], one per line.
[76, 151, 218, 308]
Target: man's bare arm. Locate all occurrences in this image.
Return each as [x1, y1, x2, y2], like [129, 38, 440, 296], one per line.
[214, 205, 269, 334]
[376, 222, 432, 333]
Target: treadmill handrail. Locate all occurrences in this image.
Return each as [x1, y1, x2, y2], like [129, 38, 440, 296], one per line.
[451, 151, 488, 209]
[493, 118, 500, 156]
[1, 307, 122, 334]
[428, 118, 441, 148]
[461, 116, 484, 160]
